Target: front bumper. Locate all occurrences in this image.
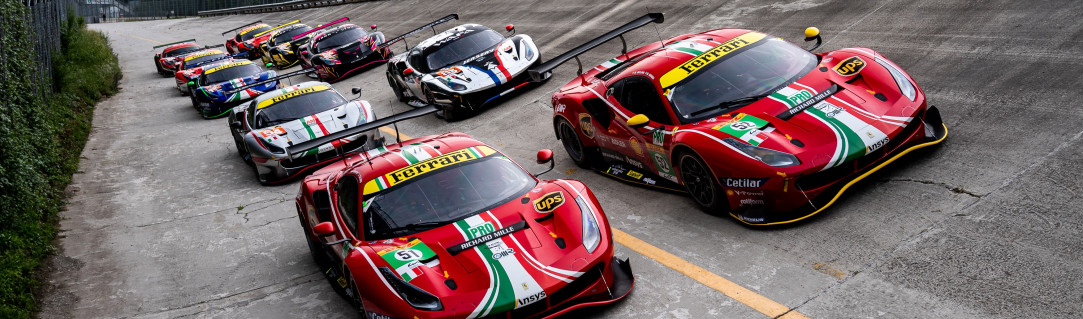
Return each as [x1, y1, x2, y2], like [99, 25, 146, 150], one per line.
[727, 105, 948, 226]
[253, 132, 382, 184]
[429, 67, 540, 112]
[314, 49, 391, 82]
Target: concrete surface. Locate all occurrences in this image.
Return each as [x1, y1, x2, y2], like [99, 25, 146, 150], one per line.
[38, 0, 1083, 318]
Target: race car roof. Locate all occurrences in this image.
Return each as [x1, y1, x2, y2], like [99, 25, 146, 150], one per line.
[414, 24, 493, 55]
[204, 60, 253, 74]
[183, 49, 226, 61]
[163, 42, 199, 53]
[239, 23, 272, 35]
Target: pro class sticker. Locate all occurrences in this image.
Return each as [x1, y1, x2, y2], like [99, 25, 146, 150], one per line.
[532, 191, 565, 213]
[832, 56, 865, 76]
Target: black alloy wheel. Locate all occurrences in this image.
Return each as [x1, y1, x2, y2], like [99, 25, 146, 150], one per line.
[678, 152, 727, 214]
[556, 117, 593, 168]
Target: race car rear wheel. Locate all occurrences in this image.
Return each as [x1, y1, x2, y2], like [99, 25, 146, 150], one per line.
[386, 72, 408, 102]
[556, 117, 596, 168]
[678, 152, 727, 214]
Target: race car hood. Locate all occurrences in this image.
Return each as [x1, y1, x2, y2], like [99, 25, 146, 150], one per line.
[360, 180, 595, 314]
[253, 100, 375, 157]
[424, 35, 539, 94]
[680, 48, 923, 171]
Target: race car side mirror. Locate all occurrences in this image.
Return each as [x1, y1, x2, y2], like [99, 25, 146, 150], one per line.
[804, 27, 822, 52]
[266, 63, 273, 67]
[370, 24, 377, 31]
[351, 87, 362, 95]
[313, 222, 335, 237]
[534, 149, 555, 177]
[186, 81, 195, 87]
[505, 24, 515, 34]
[627, 114, 650, 129]
[402, 68, 415, 76]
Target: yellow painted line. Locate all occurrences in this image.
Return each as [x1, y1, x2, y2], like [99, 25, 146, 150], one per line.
[117, 33, 164, 44]
[379, 126, 412, 141]
[612, 228, 810, 319]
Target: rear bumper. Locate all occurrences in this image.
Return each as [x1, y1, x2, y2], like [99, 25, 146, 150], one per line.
[728, 105, 948, 226]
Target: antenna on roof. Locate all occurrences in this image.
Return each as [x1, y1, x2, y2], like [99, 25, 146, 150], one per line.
[388, 100, 403, 148]
[653, 22, 664, 49]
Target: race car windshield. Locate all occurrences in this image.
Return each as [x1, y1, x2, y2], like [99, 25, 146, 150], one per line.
[253, 90, 347, 127]
[201, 64, 261, 85]
[667, 38, 817, 123]
[423, 30, 504, 72]
[241, 26, 272, 41]
[363, 156, 536, 240]
[165, 46, 200, 57]
[272, 26, 312, 45]
[184, 53, 227, 69]
[315, 28, 367, 52]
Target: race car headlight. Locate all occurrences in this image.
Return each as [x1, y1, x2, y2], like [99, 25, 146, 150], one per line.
[575, 196, 601, 254]
[722, 138, 799, 167]
[875, 57, 916, 102]
[264, 141, 286, 154]
[446, 81, 468, 91]
[523, 43, 535, 61]
[378, 267, 443, 311]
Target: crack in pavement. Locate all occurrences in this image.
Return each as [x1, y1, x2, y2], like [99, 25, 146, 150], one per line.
[118, 271, 323, 319]
[787, 128, 1083, 313]
[235, 197, 291, 223]
[880, 178, 982, 198]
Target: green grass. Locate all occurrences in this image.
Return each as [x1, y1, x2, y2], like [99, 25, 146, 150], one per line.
[0, 9, 121, 318]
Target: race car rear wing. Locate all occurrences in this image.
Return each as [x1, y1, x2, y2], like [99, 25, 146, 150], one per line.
[221, 20, 264, 36]
[203, 44, 225, 49]
[285, 105, 439, 159]
[526, 13, 664, 82]
[291, 17, 350, 41]
[253, 19, 301, 38]
[375, 14, 459, 50]
[223, 68, 316, 95]
[153, 38, 196, 49]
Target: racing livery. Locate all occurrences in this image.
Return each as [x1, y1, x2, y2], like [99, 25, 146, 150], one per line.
[172, 49, 233, 95]
[297, 23, 391, 83]
[188, 60, 278, 118]
[530, 13, 948, 225]
[258, 23, 314, 68]
[293, 126, 634, 318]
[228, 82, 381, 184]
[153, 39, 202, 75]
[386, 15, 545, 120]
[223, 20, 273, 59]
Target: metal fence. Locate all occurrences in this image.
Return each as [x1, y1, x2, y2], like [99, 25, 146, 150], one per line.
[22, 0, 80, 97]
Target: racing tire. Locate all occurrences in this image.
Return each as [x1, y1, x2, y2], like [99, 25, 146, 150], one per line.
[341, 266, 367, 316]
[154, 58, 165, 75]
[234, 138, 253, 166]
[189, 91, 200, 110]
[386, 72, 408, 102]
[677, 152, 728, 214]
[556, 117, 597, 168]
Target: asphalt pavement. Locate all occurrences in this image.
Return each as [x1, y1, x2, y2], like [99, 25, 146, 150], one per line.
[39, 0, 1083, 318]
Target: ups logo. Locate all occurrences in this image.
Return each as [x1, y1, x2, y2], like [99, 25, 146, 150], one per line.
[833, 56, 865, 76]
[532, 191, 565, 214]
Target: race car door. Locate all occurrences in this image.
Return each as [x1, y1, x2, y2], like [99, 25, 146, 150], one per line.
[602, 76, 680, 183]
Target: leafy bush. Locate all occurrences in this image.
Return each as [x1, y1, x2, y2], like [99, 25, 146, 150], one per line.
[0, 4, 120, 318]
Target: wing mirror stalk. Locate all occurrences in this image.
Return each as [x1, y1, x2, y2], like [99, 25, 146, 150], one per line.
[534, 149, 555, 177]
[804, 27, 822, 52]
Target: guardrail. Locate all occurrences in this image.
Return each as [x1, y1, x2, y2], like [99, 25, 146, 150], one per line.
[198, 0, 375, 17]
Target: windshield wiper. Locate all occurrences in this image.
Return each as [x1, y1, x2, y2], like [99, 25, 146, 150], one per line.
[688, 94, 770, 117]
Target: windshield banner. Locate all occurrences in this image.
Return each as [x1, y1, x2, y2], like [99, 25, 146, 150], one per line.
[363, 145, 497, 195]
[659, 32, 767, 88]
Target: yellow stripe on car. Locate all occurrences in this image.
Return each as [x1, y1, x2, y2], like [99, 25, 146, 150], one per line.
[205, 60, 253, 74]
[184, 50, 224, 61]
[256, 84, 331, 109]
[659, 32, 767, 88]
[253, 20, 301, 38]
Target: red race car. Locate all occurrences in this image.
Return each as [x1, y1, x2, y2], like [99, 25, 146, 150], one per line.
[290, 106, 634, 318]
[222, 20, 275, 59]
[529, 13, 947, 226]
[152, 39, 202, 75]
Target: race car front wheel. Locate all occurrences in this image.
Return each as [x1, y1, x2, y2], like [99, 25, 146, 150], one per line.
[556, 117, 596, 168]
[678, 152, 727, 214]
[386, 72, 408, 102]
